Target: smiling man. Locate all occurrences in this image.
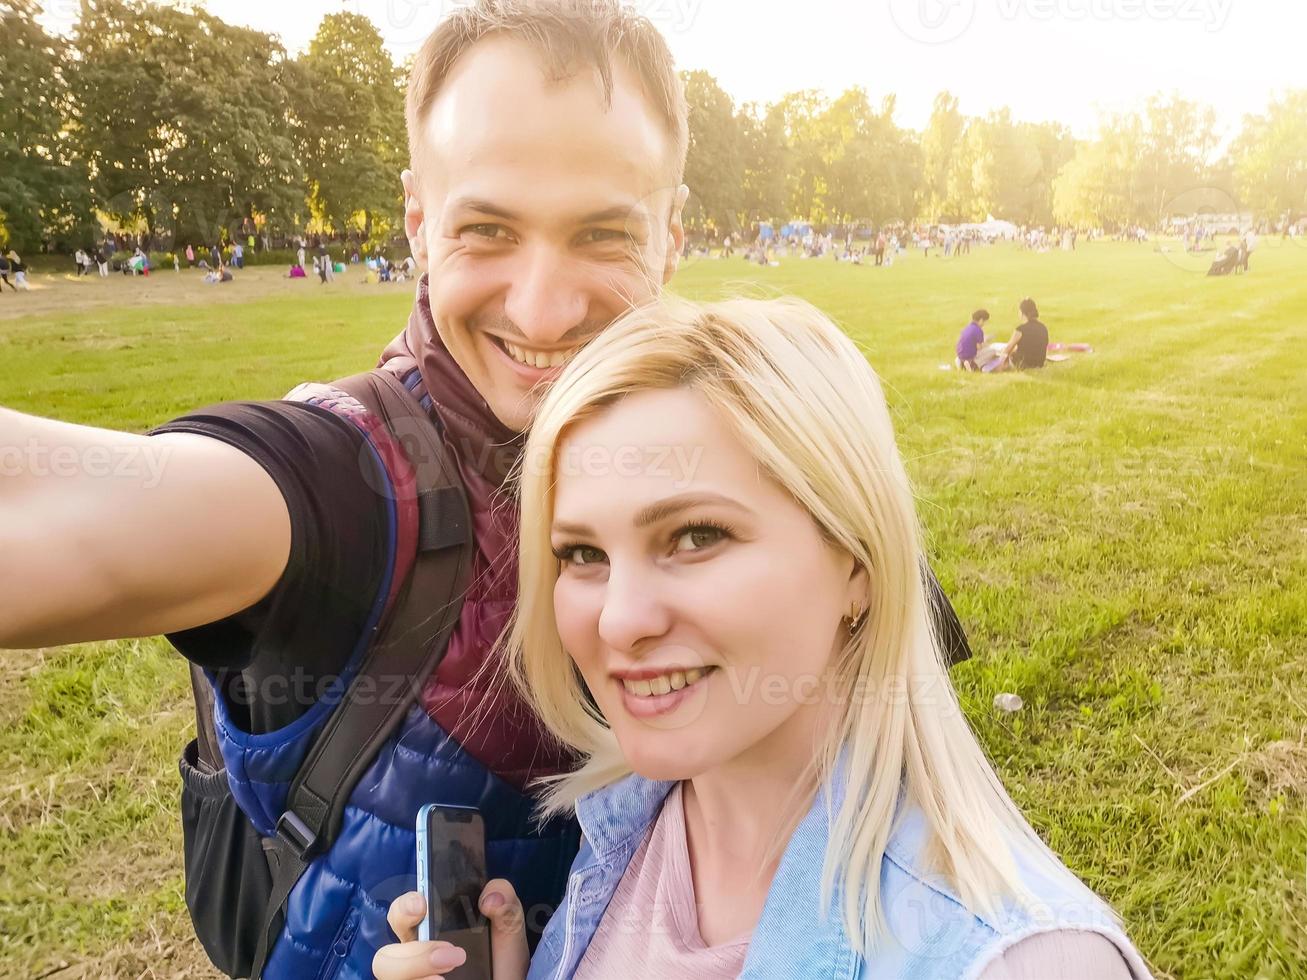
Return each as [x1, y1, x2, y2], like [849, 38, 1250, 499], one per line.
[0, 2, 967, 976]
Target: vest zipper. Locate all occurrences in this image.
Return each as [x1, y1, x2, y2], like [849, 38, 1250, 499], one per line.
[317, 907, 360, 980]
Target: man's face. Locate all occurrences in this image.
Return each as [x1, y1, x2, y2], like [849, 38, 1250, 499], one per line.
[403, 37, 687, 432]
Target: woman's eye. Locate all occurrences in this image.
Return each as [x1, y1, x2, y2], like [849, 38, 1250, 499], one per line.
[563, 545, 606, 566]
[672, 526, 726, 553]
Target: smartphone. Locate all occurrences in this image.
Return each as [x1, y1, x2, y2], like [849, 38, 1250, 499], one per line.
[416, 804, 492, 978]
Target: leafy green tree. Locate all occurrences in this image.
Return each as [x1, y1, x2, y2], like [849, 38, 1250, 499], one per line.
[680, 70, 745, 236]
[73, 0, 302, 246]
[0, 0, 95, 250]
[739, 100, 790, 228]
[771, 90, 828, 222]
[1052, 114, 1145, 229]
[816, 89, 919, 226]
[1230, 90, 1307, 221]
[920, 92, 966, 222]
[1138, 94, 1218, 223]
[296, 13, 406, 241]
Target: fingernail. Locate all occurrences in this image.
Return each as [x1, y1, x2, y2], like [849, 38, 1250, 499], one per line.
[405, 893, 425, 915]
[484, 892, 505, 911]
[431, 946, 468, 969]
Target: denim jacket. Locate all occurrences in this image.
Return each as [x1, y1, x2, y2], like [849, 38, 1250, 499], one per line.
[525, 770, 1152, 980]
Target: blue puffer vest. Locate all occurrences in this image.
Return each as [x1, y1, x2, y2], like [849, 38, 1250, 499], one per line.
[206, 328, 579, 978]
[212, 698, 578, 979]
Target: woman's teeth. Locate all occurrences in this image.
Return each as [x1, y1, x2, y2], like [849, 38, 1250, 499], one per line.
[502, 339, 582, 369]
[621, 667, 710, 698]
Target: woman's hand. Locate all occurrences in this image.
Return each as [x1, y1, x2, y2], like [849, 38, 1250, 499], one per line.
[373, 879, 529, 980]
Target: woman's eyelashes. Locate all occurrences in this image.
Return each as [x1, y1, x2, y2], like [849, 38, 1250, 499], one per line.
[551, 520, 737, 568]
[669, 520, 734, 555]
[552, 543, 607, 566]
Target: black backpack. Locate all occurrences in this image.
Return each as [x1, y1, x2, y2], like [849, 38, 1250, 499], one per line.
[180, 368, 473, 978]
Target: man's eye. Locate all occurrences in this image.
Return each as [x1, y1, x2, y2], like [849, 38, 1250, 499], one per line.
[463, 224, 507, 240]
[672, 525, 727, 554]
[579, 228, 632, 246]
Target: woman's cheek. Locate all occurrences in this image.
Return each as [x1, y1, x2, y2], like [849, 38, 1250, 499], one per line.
[553, 579, 599, 668]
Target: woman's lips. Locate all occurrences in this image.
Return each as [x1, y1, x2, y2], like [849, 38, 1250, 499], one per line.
[614, 666, 717, 719]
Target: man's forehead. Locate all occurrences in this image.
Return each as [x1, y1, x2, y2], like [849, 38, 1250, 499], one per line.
[416, 35, 675, 201]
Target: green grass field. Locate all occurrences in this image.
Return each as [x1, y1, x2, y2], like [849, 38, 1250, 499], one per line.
[2, 240, 1305, 979]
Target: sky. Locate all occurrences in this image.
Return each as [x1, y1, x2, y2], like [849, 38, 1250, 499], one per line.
[39, 0, 1307, 139]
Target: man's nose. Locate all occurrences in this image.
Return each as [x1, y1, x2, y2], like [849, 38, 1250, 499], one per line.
[597, 565, 671, 653]
[503, 245, 590, 346]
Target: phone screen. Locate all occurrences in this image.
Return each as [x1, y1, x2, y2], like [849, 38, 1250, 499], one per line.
[417, 805, 491, 978]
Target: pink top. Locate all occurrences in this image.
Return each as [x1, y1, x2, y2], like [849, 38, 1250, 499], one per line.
[576, 782, 1139, 980]
[575, 783, 748, 979]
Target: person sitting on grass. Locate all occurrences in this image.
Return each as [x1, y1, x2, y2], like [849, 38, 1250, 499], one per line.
[1001, 298, 1048, 370]
[955, 308, 990, 371]
[0, 252, 12, 292]
[374, 297, 1151, 980]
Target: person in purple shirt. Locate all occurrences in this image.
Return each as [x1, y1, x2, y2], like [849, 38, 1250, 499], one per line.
[955, 309, 989, 370]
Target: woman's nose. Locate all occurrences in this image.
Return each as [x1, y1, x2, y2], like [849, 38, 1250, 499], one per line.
[597, 566, 672, 653]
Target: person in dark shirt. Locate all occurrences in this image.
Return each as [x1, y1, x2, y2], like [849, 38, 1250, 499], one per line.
[1004, 297, 1049, 370]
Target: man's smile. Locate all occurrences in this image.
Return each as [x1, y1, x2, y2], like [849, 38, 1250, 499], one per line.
[488, 334, 589, 377]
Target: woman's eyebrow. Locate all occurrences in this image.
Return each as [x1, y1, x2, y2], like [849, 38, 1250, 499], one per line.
[551, 493, 752, 538]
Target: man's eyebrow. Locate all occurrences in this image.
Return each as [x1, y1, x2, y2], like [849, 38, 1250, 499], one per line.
[448, 197, 520, 221]
[550, 493, 751, 539]
[580, 204, 648, 225]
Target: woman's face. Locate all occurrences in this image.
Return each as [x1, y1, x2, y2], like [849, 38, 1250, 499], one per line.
[549, 387, 863, 780]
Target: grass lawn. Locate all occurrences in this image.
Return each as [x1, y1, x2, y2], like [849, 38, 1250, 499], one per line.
[1, 240, 1305, 979]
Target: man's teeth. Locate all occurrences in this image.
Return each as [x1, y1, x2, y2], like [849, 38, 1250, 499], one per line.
[622, 667, 709, 698]
[503, 340, 582, 369]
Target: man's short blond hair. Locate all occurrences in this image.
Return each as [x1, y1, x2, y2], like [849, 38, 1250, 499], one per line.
[406, 0, 688, 180]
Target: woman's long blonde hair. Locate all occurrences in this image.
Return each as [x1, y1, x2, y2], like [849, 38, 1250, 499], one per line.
[505, 296, 1095, 950]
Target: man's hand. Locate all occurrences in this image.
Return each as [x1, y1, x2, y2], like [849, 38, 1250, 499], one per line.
[0, 407, 290, 648]
[374, 881, 529, 980]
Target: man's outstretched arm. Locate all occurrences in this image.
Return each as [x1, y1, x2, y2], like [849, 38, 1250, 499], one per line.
[0, 406, 291, 649]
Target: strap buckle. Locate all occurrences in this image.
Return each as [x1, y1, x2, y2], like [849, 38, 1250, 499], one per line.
[274, 809, 319, 861]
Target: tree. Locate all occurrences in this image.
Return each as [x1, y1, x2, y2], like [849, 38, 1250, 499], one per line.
[0, 0, 95, 250]
[771, 90, 828, 222]
[920, 92, 966, 222]
[1230, 90, 1307, 222]
[1137, 94, 1218, 223]
[296, 13, 407, 241]
[73, 0, 302, 247]
[739, 101, 789, 228]
[680, 70, 745, 237]
[815, 88, 919, 226]
[1052, 114, 1145, 230]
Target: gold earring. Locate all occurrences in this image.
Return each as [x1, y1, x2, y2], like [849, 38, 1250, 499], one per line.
[847, 602, 863, 635]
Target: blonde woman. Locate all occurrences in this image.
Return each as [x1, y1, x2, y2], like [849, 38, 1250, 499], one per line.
[374, 298, 1151, 980]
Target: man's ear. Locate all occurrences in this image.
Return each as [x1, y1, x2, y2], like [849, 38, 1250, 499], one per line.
[401, 169, 427, 270]
[661, 184, 690, 284]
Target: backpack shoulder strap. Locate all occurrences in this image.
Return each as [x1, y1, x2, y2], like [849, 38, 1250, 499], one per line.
[248, 368, 473, 978]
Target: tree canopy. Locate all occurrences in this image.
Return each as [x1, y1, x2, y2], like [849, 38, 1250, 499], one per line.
[0, 1, 1302, 252]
